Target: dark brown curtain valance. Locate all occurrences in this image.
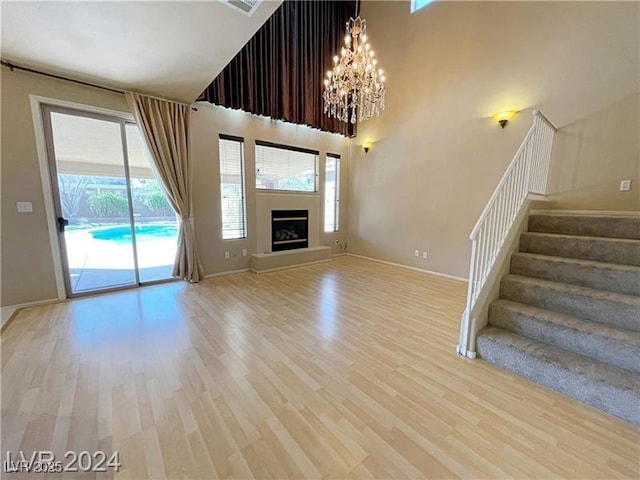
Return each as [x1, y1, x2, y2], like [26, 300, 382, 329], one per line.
[197, 0, 357, 137]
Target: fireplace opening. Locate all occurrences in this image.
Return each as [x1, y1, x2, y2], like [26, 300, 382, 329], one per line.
[271, 210, 309, 252]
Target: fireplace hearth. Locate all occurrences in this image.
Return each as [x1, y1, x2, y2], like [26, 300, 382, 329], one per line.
[271, 210, 309, 252]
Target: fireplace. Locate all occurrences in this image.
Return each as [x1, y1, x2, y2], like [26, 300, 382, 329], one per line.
[271, 210, 309, 252]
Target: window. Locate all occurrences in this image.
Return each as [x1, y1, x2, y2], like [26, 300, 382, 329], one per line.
[219, 135, 247, 239]
[411, 0, 433, 13]
[324, 154, 340, 232]
[255, 140, 318, 192]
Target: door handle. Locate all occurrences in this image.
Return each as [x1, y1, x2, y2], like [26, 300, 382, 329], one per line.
[57, 216, 69, 232]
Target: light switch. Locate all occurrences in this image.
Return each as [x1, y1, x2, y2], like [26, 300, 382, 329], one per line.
[17, 201, 33, 213]
[620, 180, 632, 192]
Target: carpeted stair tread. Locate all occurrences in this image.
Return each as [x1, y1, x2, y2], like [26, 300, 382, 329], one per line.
[520, 232, 640, 265]
[489, 299, 640, 373]
[528, 213, 640, 240]
[476, 327, 640, 426]
[500, 274, 640, 332]
[502, 274, 640, 307]
[510, 252, 640, 296]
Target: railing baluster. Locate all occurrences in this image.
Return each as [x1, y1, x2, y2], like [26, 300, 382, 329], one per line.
[530, 131, 538, 193]
[490, 205, 498, 260]
[518, 153, 527, 204]
[496, 188, 506, 246]
[478, 224, 488, 294]
[531, 122, 542, 191]
[508, 156, 519, 220]
[530, 129, 538, 193]
[543, 126, 554, 193]
[458, 110, 556, 357]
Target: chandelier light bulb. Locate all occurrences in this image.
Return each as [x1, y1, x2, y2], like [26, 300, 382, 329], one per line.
[344, 35, 351, 44]
[333, 55, 339, 63]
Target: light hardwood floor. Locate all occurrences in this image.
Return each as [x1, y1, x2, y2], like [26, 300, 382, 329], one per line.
[2, 256, 638, 479]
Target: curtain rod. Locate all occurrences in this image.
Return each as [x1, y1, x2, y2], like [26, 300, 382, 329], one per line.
[1, 59, 198, 111]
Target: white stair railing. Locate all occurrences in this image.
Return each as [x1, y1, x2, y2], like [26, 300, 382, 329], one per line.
[457, 110, 556, 357]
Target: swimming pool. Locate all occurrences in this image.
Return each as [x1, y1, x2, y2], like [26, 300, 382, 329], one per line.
[90, 224, 177, 242]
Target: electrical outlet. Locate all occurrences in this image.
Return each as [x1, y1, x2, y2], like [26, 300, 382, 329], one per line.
[224, 251, 230, 259]
[242, 249, 247, 256]
[620, 180, 632, 192]
[414, 250, 420, 257]
[422, 251, 428, 259]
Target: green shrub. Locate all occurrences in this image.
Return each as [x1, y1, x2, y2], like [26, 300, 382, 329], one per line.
[88, 192, 129, 217]
[143, 189, 173, 215]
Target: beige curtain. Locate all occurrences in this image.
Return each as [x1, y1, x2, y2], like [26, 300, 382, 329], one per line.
[126, 92, 204, 282]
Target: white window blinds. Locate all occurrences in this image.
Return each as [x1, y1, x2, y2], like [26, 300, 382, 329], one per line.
[255, 141, 318, 192]
[219, 135, 247, 239]
[324, 154, 340, 232]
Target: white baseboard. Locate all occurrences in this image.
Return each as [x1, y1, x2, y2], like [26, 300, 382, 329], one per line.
[531, 209, 640, 217]
[202, 253, 344, 278]
[526, 193, 550, 201]
[1, 298, 60, 330]
[456, 344, 477, 359]
[346, 253, 467, 282]
[204, 268, 251, 279]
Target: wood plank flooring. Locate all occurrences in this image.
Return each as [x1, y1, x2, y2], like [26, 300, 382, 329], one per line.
[2, 256, 638, 479]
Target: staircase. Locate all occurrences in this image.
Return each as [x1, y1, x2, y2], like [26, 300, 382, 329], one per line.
[476, 212, 640, 426]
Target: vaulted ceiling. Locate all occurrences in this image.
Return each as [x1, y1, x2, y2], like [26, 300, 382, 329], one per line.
[0, 1, 282, 103]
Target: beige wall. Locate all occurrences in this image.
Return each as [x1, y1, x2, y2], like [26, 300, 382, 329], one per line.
[1, 70, 350, 306]
[547, 93, 640, 211]
[348, 0, 640, 279]
[191, 104, 349, 275]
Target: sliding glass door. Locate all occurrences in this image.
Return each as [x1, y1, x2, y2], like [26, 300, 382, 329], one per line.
[124, 124, 178, 283]
[43, 106, 178, 296]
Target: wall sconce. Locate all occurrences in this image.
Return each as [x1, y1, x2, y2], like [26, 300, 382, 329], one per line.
[493, 110, 516, 128]
[362, 142, 372, 153]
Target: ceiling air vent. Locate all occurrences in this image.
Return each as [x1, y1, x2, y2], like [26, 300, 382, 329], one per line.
[221, 0, 262, 16]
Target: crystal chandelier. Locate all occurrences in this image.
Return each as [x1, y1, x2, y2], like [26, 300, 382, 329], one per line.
[323, 16, 386, 124]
